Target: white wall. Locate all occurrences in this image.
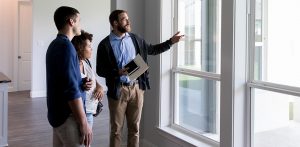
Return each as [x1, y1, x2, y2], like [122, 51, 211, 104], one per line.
[142, 0, 165, 146]
[0, 0, 110, 95]
[31, 0, 110, 97]
[0, 0, 17, 90]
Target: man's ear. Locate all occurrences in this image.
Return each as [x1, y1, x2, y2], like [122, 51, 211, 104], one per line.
[113, 20, 118, 26]
[68, 18, 75, 26]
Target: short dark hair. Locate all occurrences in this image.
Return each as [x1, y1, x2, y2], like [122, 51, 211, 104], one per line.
[71, 30, 93, 60]
[109, 9, 127, 26]
[54, 6, 79, 30]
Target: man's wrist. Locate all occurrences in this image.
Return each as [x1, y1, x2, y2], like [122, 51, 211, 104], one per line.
[168, 38, 173, 47]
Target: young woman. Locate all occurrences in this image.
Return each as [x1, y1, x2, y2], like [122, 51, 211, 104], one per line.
[72, 30, 105, 128]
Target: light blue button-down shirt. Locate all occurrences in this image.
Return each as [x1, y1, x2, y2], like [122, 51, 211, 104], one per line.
[109, 32, 136, 83]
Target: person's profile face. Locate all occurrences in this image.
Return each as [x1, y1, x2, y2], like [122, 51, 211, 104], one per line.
[83, 39, 92, 59]
[73, 14, 81, 36]
[116, 12, 131, 33]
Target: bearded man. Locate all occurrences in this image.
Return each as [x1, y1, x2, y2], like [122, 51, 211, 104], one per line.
[96, 9, 184, 147]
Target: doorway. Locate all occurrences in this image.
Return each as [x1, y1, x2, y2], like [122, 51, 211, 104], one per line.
[17, 1, 32, 91]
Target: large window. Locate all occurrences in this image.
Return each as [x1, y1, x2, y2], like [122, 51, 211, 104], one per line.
[171, 0, 221, 141]
[159, 0, 300, 146]
[250, 0, 300, 147]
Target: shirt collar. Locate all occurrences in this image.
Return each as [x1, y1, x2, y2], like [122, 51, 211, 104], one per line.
[109, 31, 130, 41]
[57, 34, 69, 40]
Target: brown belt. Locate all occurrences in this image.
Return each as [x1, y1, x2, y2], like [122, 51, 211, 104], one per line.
[120, 80, 138, 86]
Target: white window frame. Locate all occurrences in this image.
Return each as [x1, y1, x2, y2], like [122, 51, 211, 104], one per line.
[157, 0, 250, 147]
[248, 0, 300, 147]
[172, 0, 221, 143]
[158, 0, 300, 146]
[173, 0, 221, 134]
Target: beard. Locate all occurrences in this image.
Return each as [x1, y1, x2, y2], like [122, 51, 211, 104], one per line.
[117, 24, 130, 33]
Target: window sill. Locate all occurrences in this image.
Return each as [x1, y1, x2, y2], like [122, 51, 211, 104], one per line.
[156, 126, 219, 147]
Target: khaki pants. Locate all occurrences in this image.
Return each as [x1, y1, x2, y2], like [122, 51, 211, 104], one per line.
[53, 115, 84, 147]
[108, 84, 144, 147]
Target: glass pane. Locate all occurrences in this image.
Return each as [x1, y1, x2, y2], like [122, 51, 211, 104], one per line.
[177, 0, 220, 73]
[253, 89, 300, 147]
[254, 0, 300, 87]
[175, 74, 220, 141]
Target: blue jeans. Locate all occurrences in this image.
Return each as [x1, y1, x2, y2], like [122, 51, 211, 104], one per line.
[86, 113, 94, 128]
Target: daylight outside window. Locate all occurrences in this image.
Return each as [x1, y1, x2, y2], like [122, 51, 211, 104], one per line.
[172, 0, 221, 141]
[252, 0, 300, 147]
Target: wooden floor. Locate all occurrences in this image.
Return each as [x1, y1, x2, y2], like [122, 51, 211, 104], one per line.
[8, 91, 110, 147]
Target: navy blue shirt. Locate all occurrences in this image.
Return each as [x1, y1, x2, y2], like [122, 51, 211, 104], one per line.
[46, 34, 85, 127]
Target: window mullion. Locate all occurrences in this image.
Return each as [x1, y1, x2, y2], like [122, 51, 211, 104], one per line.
[248, 81, 300, 97]
[172, 68, 220, 81]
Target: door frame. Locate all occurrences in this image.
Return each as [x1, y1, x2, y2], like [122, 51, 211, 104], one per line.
[13, 0, 32, 92]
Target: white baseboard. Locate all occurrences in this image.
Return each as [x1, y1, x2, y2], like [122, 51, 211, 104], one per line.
[30, 90, 46, 98]
[8, 82, 17, 92]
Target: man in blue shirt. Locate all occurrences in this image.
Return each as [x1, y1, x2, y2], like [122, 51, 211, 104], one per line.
[97, 10, 184, 147]
[46, 6, 92, 147]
